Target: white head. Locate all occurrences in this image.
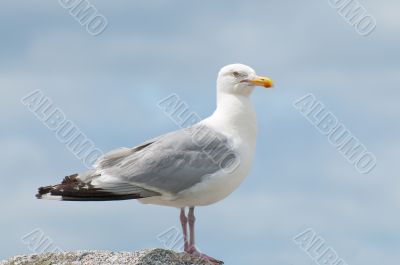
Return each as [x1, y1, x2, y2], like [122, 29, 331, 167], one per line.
[217, 64, 273, 96]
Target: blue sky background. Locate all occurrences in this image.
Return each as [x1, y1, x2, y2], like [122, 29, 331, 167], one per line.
[1, 0, 399, 264]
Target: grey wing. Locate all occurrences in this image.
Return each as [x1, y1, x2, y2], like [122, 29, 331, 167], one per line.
[96, 125, 236, 195]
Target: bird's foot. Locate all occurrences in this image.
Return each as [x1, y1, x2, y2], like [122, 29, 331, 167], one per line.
[187, 248, 224, 265]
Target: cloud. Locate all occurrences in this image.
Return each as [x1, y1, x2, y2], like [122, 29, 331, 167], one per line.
[0, 1, 399, 264]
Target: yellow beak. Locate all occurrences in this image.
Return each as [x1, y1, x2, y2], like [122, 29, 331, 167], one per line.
[249, 76, 273, 88]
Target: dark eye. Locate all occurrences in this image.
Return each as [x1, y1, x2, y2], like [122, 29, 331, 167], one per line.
[232, 71, 241, 78]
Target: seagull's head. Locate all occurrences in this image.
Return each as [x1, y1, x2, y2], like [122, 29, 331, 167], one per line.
[217, 64, 273, 96]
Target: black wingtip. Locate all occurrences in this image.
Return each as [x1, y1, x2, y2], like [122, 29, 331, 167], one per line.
[36, 185, 53, 199]
[36, 174, 79, 199]
[61, 174, 79, 184]
[35, 173, 152, 201]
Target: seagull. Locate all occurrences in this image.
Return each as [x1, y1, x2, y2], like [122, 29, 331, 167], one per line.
[36, 64, 273, 264]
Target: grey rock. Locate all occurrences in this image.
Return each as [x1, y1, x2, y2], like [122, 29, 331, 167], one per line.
[0, 249, 220, 265]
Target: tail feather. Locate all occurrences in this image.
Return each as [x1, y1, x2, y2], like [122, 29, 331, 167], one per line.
[36, 174, 149, 201]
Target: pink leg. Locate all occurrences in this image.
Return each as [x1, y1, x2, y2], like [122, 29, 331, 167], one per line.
[188, 207, 196, 250]
[187, 207, 223, 264]
[180, 208, 189, 252]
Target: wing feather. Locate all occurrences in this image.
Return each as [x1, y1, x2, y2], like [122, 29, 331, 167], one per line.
[92, 125, 235, 195]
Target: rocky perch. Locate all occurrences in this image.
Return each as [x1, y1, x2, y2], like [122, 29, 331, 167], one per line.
[0, 249, 222, 265]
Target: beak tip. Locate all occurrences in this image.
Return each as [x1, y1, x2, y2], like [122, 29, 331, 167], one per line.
[264, 81, 273, 88]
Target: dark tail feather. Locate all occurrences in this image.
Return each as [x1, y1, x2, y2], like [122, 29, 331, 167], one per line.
[36, 174, 144, 201]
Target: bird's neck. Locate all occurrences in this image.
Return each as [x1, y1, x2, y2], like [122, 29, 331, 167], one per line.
[210, 92, 257, 138]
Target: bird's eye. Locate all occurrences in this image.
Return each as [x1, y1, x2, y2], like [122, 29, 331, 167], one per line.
[232, 71, 241, 78]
